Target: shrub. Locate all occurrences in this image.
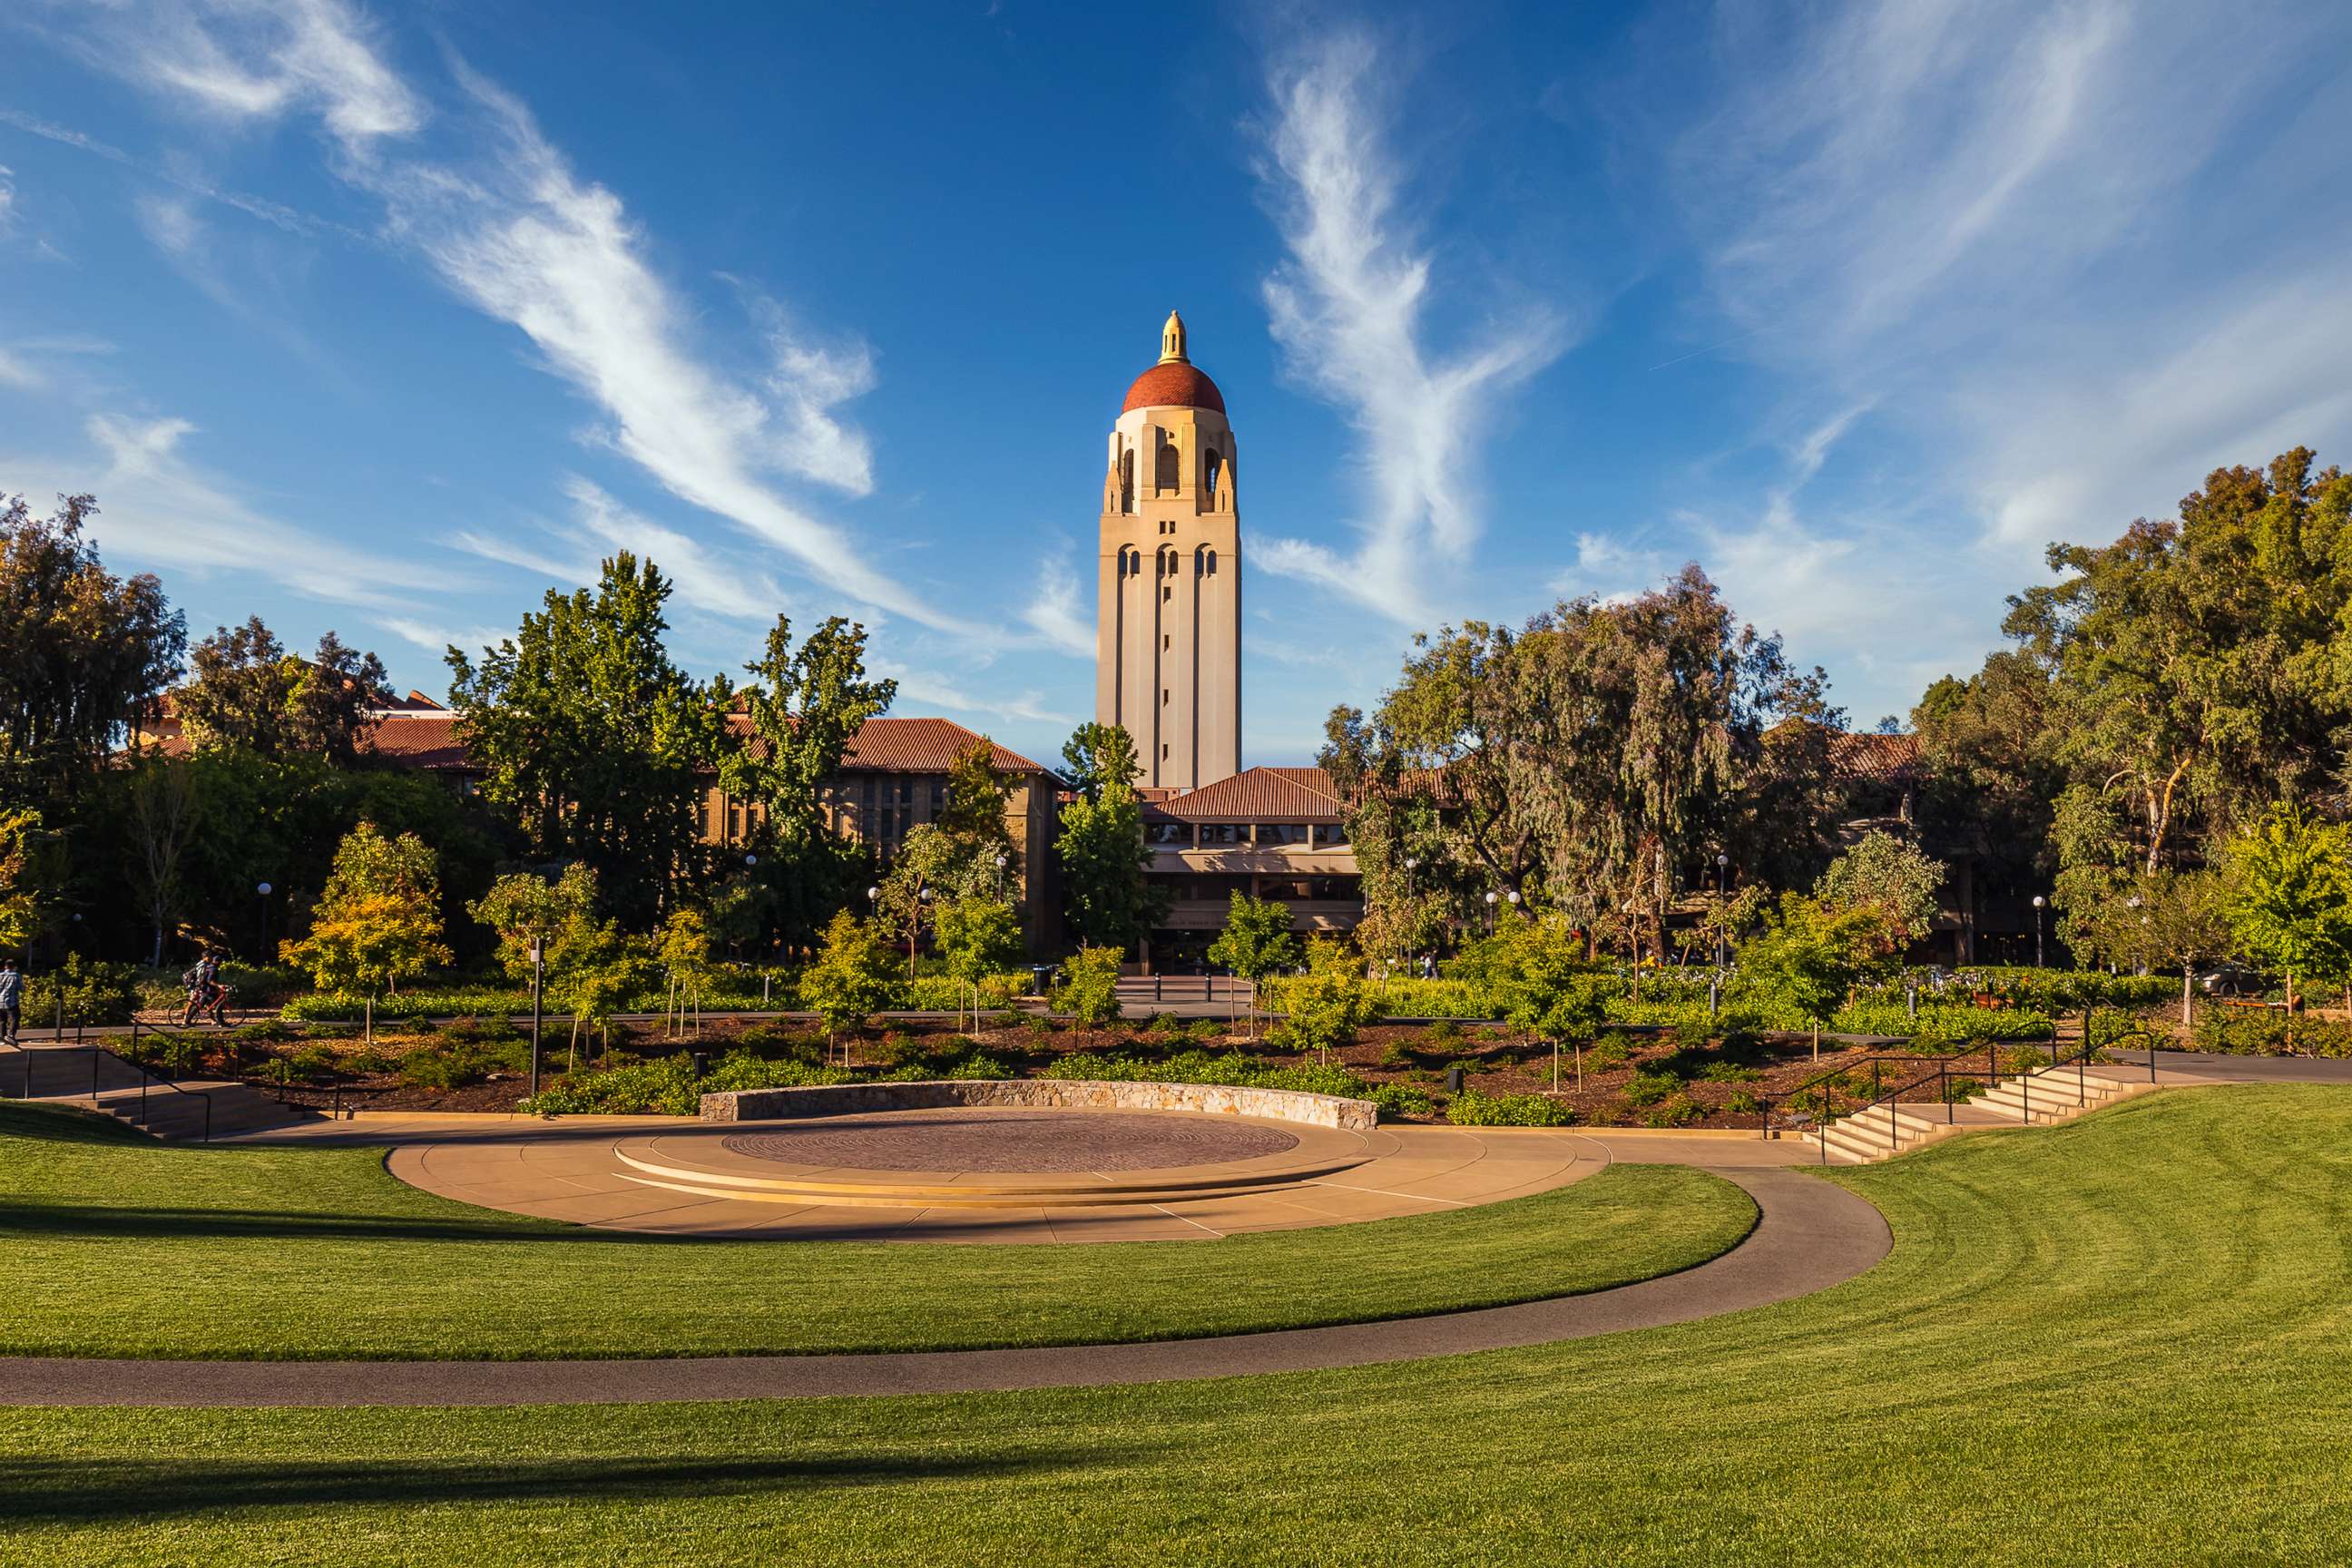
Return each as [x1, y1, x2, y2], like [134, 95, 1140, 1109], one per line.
[1642, 1096, 1706, 1128]
[1423, 1018, 1466, 1046]
[24, 956, 139, 1026]
[1377, 1043, 1416, 1071]
[1622, 1072, 1679, 1107]
[280, 987, 528, 1023]
[438, 1014, 521, 1045]
[1055, 946, 1125, 1028]
[1725, 1089, 1765, 1115]
[1446, 1089, 1575, 1127]
[522, 1050, 852, 1116]
[2190, 1006, 2352, 1058]
[1587, 1038, 1631, 1071]
[397, 1037, 525, 1092]
[288, 1044, 338, 1079]
[735, 1024, 825, 1063]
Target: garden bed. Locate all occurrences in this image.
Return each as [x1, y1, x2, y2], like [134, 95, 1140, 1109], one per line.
[142, 1012, 2094, 1129]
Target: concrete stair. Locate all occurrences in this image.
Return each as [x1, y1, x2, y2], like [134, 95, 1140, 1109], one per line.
[3, 1044, 320, 1142]
[1807, 1063, 2160, 1164]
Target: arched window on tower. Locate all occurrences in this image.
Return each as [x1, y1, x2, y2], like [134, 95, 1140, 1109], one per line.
[1119, 449, 1134, 513]
[1195, 545, 1217, 577]
[1202, 446, 1224, 507]
[1155, 437, 1180, 495]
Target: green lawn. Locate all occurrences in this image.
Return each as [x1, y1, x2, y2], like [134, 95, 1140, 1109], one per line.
[5, 1083, 2349, 1566]
[0, 1102, 1751, 1358]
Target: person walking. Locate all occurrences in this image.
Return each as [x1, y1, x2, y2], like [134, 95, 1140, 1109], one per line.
[0, 957, 21, 1044]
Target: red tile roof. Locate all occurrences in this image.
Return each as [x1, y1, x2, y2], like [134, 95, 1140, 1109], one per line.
[365, 713, 470, 769]
[1825, 730, 1924, 785]
[1122, 361, 1226, 415]
[364, 710, 1048, 777]
[1143, 766, 1344, 822]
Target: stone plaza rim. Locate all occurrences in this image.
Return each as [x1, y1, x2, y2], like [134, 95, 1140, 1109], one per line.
[697, 1078, 1383, 1133]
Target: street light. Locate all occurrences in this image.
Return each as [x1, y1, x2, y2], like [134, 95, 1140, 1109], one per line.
[255, 881, 273, 965]
[2032, 895, 2047, 967]
[994, 853, 1008, 899]
[1714, 853, 1731, 966]
[1483, 888, 1498, 934]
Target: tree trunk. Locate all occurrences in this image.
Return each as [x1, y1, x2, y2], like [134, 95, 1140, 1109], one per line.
[2181, 968, 2193, 1031]
[1812, 1024, 1820, 1063]
[364, 995, 374, 1044]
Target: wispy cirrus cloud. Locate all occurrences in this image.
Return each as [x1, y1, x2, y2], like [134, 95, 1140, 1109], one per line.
[0, 413, 454, 609]
[1016, 552, 1094, 659]
[1252, 30, 1569, 624]
[45, 0, 975, 638]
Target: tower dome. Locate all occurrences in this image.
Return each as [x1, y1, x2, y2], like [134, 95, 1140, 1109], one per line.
[1121, 310, 1225, 414]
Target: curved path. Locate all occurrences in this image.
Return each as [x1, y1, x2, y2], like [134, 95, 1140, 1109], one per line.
[0, 1165, 1887, 1407]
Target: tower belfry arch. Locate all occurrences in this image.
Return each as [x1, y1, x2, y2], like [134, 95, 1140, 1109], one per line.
[1096, 311, 1241, 789]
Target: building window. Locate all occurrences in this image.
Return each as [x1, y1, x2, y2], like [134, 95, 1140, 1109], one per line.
[1199, 823, 1241, 846]
[1196, 545, 1217, 576]
[1203, 447, 1223, 504]
[1161, 742, 1171, 760]
[1312, 821, 1349, 847]
[1156, 438, 1180, 493]
[1162, 633, 1171, 650]
[1253, 823, 1309, 846]
[1162, 586, 1172, 603]
[1146, 820, 1192, 847]
[1120, 449, 1134, 512]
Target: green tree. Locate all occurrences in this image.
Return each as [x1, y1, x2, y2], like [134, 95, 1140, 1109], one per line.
[0, 492, 184, 805]
[1208, 892, 1300, 1041]
[2226, 807, 2352, 1049]
[279, 823, 451, 1040]
[1498, 916, 1609, 1090]
[1739, 894, 1887, 1060]
[935, 895, 1023, 1032]
[1061, 722, 1142, 800]
[1055, 723, 1165, 954]
[720, 614, 896, 948]
[803, 909, 898, 1056]
[1054, 945, 1125, 1029]
[446, 554, 726, 927]
[1815, 830, 1945, 955]
[0, 806, 42, 950]
[2004, 451, 2352, 880]
[656, 906, 712, 1038]
[177, 617, 389, 764]
[1324, 565, 1838, 961]
[877, 740, 1022, 934]
[1269, 936, 1376, 1065]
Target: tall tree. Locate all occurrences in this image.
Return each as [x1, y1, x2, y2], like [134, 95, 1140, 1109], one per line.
[0, 807, 43, 951]
[720, 614, 895, 947]
[122, 757, 200, 966]
[1327, 565, 1836, 957]
[2004, 450, 2352, 879]
[1815, 830, 1945, 953]
[0, 493, 184, 802]
[446, 554, 726, 927]
[1055, 721, 1163, 954]
[1061, 722, 1142, 800]
[177, 617, 389, 764]
[1208, 892, 1299, 1041]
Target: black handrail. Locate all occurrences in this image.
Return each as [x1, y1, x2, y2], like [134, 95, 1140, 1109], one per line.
[5, 1024, 220, 1143]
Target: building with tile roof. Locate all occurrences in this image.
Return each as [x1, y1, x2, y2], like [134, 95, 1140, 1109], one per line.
[1136, 765, 1361, 967]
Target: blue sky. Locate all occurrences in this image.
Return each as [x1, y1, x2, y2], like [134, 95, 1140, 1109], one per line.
[5, 1, 2350, 767]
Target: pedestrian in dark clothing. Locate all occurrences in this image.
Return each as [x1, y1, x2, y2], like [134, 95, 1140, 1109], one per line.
[0, 958, 21, 1044]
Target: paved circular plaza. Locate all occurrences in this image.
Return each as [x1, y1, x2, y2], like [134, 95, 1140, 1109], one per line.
[324, 1103, 1642, 1242]
[720, 1107, 1300, 1172]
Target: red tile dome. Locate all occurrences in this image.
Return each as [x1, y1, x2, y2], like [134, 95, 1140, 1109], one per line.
[1122, 360, 1225, 415]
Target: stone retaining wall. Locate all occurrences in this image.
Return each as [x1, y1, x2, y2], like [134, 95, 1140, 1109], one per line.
[700, 1079, 1378, 1133]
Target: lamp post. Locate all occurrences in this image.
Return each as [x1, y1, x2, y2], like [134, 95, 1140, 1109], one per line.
[994, 853, 1008, 900]
[1714, 853, 1730, 966]
[526, 934, 544, 1100]
[1483, 889, 1498, 935]
[2032, 895, 2047, 968]
[255, 882, 273, 966]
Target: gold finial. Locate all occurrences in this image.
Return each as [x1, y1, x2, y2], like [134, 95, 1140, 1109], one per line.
[1160, 309, 1188, 364]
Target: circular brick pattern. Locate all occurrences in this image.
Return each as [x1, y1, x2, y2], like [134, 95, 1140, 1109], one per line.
[721, 1109, 1298, 1173]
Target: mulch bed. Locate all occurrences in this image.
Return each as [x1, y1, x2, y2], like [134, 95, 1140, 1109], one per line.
[153, 1013, 2041, 1129]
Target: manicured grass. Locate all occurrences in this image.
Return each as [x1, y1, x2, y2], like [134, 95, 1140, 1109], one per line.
[4, 1084, 2349, 1565]
[0, 1102, 1751, 1359]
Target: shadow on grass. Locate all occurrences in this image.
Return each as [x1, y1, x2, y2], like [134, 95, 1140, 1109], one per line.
[0, 1205, 686, 1245]
[0, 1447, 1099, 1524]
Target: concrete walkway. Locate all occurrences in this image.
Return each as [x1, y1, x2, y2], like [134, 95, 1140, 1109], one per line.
[0, 1164, 1885, 1407]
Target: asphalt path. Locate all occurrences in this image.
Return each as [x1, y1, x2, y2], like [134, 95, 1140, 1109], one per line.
[0, 1166, 1887, 1408]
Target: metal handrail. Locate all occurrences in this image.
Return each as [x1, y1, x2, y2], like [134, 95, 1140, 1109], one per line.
[7, 1024, 220, 1143]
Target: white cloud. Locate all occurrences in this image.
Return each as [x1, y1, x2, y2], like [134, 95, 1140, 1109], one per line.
[562, 476, 787, 623]
[0, 162, 14, 230]
[133, 191, 203, 258]
[9, 413, 456, 609]
[878, 664, 1075, 730]
[0, 107, 131, 162]
[1016, 554, 1094, 659]
[0, 349, 35, 389]
[44, 0, 974, 638]
[1252, 30, 1570, 623]
[377, 616, 507, 661]
[74, 0, 425, 156]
